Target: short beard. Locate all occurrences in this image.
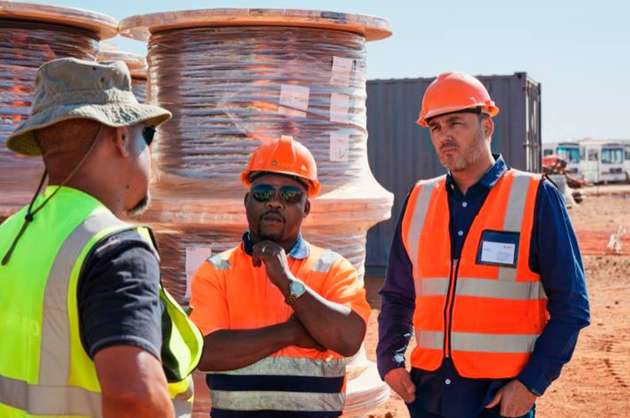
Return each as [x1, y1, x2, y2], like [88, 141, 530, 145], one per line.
[441, 132, 486, 172]
[127, 193, 151, 217]
[255, 226, 282, 242]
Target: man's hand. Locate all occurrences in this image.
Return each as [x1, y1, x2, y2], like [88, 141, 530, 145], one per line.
[384, 367, 416, 403]
[485, 379, 537, 417]
[286, 315, 326, 351]
[252, 241, 292, 290]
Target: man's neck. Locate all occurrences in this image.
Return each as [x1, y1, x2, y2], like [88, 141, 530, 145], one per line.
[451, 153, 495, 195]
[49, 174, 125, 218]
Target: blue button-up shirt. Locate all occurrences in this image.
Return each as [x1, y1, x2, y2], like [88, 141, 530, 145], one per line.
[377, 155, 590, 418]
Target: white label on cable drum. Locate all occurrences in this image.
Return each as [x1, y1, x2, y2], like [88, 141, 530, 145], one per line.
[185, 246, 212, 299]
[330, 93, 350, 123]
[330, 133, 350, 162]
[279, 84, 309, 118]
[330, 56, 354, 86]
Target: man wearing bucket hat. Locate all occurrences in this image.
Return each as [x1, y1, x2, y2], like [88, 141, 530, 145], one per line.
[0, 58, 202, 418]
[377, 72, 590, 418]
[189, 135, 371, 417]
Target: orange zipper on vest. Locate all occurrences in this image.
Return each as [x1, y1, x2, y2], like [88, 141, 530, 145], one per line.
[443, 258, 460, 358]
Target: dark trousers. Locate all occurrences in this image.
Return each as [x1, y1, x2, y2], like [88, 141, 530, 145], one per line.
[406, 403, 535, 418]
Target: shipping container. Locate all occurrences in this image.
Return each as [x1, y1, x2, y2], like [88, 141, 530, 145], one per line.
[365, 72, 542, 274]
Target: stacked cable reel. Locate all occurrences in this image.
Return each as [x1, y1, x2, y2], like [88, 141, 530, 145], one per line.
[120, 8, 393, 417]
[0, 1, 117, 220]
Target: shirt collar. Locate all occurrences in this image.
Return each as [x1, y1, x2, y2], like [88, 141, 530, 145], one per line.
[242, 232, 310, 260]
[446, 153, 508, 192]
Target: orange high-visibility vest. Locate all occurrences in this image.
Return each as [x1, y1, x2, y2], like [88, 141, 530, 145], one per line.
[401, 169, 549, 379]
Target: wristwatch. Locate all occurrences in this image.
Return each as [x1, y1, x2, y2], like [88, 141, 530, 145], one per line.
[285, 279, 306, 306]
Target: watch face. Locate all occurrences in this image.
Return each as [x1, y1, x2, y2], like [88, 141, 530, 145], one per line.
[290, 280, 306, 297]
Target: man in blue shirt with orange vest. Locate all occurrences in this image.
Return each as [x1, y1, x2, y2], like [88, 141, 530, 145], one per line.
[377, 72, 590, 418]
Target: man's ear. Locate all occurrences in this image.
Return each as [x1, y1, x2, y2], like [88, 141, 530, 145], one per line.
[303, 199, 311, 217]
[482, 116, 495, 139]
[113, 126, 131, 157]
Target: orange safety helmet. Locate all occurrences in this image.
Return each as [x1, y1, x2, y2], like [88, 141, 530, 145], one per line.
[417, 72, 500, 127]
[241, 135, 321, 197]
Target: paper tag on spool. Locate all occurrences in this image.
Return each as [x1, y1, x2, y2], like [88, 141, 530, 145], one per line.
[330, 133, 350, 162]
[330, 56, 354, 86]
[279, 84, 309, 118]
[330, 93, 350, 123]
[185, 247, 212, 299]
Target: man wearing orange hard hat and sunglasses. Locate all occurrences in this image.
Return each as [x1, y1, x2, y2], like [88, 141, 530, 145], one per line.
[189, 135, 371, 418]
[377, 72, 590, 418]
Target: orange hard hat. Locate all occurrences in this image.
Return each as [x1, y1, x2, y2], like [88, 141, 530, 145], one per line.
[241, 135, 321, 197]
[417, 72, 500, 127]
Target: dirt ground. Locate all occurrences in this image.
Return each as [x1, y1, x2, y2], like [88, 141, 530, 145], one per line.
[362, 186, 630, 417]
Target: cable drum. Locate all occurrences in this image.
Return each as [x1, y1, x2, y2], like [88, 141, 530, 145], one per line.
[0, 19, 99, 200]
[147, 26, 371, 196]
[121, 9, 393, 416]
[0, 2, 117, 218]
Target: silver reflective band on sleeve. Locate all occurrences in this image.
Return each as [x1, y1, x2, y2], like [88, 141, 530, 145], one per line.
[0, 374, 102, 417]
[415, 330, 444, 350]
[415, 277, 547, 300]
[312, 250, 341, 273]
[406, 177, 442, 278]
[451, 332, 539, 353]
[212, 356, 347, 378]
[499, 173, 532, 282]
[208, 255, 230, 270]
[211, 390, 346, 412]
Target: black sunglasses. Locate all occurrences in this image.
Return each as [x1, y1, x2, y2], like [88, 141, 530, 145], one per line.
[142, 126, 156, 146]
[251, 184, 305, 204]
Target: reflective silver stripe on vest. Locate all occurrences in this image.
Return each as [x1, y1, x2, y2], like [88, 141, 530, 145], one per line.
[499, 172, 533, 282]
[414, 277, 450, 296]
[415, 331, 538, 353]
[415, 330, 444, 350]
[208, 255, 230, 270]
[415, 277, 547, 300]
[211, 356, 347, 378]
[0, 210, 126, 417]
[207, 356, 347, 412]
[173, 399, 192, 418]
[39, 210, 126, 387]
[405, 178, 442, 278]
[451, 331, 539, 353]
[0, 374, 102, 416]
[211, 390, 346, 412]
[312, 250, 341, 273]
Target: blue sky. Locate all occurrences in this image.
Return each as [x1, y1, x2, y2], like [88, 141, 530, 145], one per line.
[24, 0, 629, 142]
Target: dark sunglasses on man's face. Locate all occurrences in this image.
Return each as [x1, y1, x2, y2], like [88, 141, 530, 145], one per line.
[251, 184, 305, 204]
[142, 126, 156, 146]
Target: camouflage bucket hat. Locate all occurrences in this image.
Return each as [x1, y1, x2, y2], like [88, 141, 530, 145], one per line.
[6, 57, 172, 156]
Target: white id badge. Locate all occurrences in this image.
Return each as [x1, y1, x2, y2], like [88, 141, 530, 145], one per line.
[476, 230, 520, 267]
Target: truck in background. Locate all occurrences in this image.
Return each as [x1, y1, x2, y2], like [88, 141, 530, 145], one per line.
[579, 140, 626, 184]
